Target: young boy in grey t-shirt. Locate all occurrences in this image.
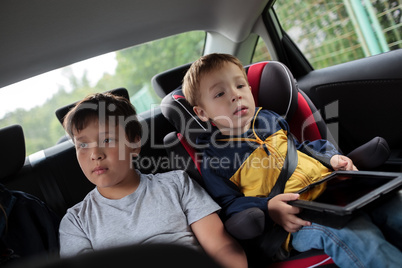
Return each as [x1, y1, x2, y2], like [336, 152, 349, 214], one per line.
[59, 93, 247, 268]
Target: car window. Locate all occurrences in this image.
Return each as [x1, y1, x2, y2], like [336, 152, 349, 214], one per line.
[0, 31, 205, 155]
[274, 0, 402, 69]
[251, 37, 273, 63]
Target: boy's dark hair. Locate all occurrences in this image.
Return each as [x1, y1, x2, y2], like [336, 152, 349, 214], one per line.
[63, 93, 142, 142]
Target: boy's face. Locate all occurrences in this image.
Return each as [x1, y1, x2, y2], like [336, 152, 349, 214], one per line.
[193, 62, 256, 135]
[72, 118, 141, 198]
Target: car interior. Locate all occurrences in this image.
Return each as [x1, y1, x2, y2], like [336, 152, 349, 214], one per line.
[1, 0, 402, 267]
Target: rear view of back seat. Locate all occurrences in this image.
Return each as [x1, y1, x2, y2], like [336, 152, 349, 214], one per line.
[1, 124, 93, 219]
[0, 124, 60, 264]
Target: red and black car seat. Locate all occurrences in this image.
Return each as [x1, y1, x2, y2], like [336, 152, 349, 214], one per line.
[156, 61, 390, 176]
[156, 60, 390, 267]
[157, 61, 335, 267]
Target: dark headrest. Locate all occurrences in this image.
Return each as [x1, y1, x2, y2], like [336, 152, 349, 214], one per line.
[55, 88, 130, 125]
[246, 61, 298, 122]
[160, 88, 213, 148]
[0, 125, 25, 181]
[152, 63, 192, 98]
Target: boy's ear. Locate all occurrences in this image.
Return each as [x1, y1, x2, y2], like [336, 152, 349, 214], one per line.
[193, 106, 209, 122]
[131, 136, 141, 157]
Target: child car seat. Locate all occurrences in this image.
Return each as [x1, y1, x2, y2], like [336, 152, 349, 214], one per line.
[157, 61, 390, 173]
[156, 60, 390, 267]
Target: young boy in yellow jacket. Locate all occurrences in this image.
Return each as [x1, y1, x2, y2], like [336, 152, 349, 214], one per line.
[183, 53, 402, 267]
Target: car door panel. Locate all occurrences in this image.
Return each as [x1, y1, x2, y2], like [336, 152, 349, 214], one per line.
[297, 49, 402, 171]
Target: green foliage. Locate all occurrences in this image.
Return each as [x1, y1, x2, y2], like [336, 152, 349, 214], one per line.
[109, 31, 205, 97]
[0, 31, 205, 155]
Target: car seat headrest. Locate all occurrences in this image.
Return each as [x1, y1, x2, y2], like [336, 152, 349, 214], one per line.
[246, 61, 298, 122]
[0, 124, 25, 181]
[55, 87, 130, 125]
[160, 88, 213, 148]
[152, 63, 192, 98]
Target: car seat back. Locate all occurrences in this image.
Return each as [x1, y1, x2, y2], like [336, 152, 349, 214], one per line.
[0, 125, 26, 183]
[246, 61, 327, 143]
[0, 124, 60, 263]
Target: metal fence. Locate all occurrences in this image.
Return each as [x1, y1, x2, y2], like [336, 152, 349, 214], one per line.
[274, 0, 402, 69]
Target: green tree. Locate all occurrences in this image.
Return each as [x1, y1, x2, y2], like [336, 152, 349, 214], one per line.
[97, 31, 204, 97]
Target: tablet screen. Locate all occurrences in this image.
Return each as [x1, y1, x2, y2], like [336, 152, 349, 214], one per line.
[298, 174, 397, 207]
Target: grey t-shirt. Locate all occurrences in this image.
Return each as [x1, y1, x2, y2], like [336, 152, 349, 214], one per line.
[59, 170, 220, 257]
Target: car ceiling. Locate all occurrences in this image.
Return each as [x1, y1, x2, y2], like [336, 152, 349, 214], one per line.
[0, 0, 269, 89]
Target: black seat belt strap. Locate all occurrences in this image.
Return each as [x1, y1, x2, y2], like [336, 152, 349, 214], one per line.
[260, 132, 298, 259]
[269, 132, 298, 197]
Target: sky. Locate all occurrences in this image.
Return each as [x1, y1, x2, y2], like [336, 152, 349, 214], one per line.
[0, 52, 117, 118]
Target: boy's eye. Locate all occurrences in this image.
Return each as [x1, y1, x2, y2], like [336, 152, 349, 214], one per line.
[237, 84, 245, 89]
[78, 143, 88, 149]
[215, 92, 224, 98]
[103, 138, 116, 146]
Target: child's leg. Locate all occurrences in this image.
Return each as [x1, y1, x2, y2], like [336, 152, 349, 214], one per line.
[291, 213, 402, 268]
[224, 207, 265, 239]
[370, 191, 402, 250]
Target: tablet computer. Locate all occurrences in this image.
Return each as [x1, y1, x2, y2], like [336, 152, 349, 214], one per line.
[288, 171, 402, 229]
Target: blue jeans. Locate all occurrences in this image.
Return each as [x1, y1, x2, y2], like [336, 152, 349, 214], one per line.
[291, 192, 402, 268]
